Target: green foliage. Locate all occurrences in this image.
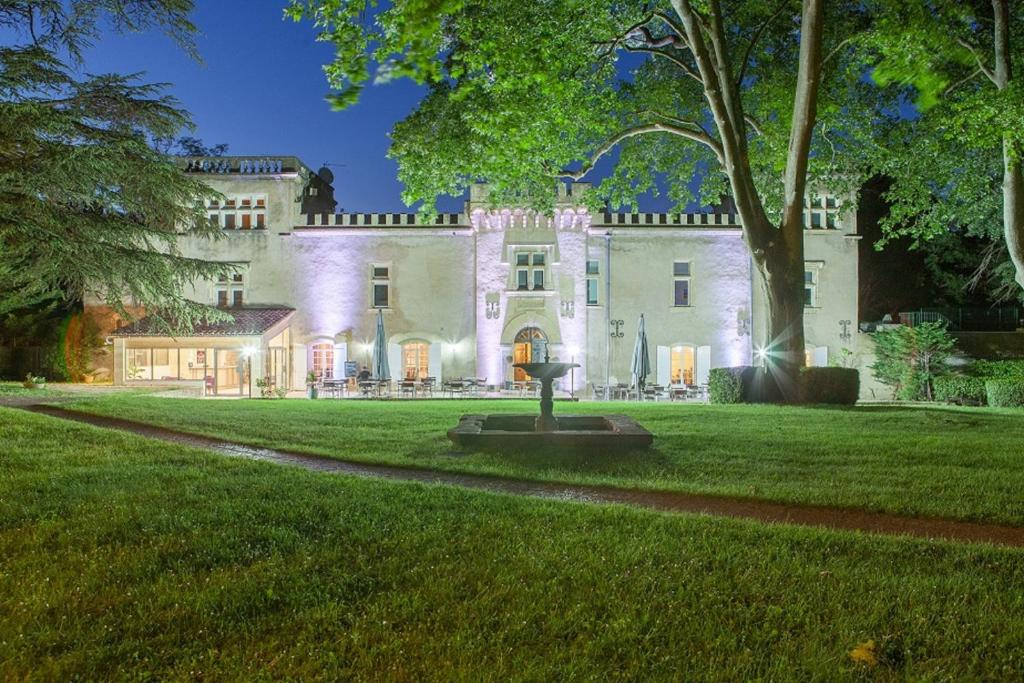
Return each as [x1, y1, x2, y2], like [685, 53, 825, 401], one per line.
[0, 2, 232, 330]
[985, 379, 1024, 408]
[861, 1, 1024, 301]
[932, 375, 987, 406]
[969, 359, 1024, 380]
[287, 0, 874, 214]
[798, 367, 859, 405]
[707, 367, 744, 404]
[870, 322, 956, 400]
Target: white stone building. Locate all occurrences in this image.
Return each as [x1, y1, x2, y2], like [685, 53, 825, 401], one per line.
[101, 156, 860, 396]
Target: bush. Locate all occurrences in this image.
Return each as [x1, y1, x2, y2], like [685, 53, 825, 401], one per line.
[708, 367, 744, 404]
[933, 376, 988, 406]
[984, 380, 1024, 408]
[798, 367, 859, 404]
[969, 360, 1024, 381]
[871, 322, 956, 400]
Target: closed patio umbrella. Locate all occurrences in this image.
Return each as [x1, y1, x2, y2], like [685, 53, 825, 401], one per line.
[371, 309, 390, 381]
[630, 313, 651, 395]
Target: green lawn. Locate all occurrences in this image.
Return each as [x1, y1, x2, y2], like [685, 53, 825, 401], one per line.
[2, 406, 1023, 680]
[65, 395, 1024, 525]
[0, 380, 67, 398]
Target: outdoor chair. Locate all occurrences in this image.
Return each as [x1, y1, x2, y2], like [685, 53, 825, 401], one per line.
[421, 377, 435, 397]
[400, 380, 416, 398]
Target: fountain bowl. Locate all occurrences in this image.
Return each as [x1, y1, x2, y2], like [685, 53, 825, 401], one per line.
[513, 361, 578, 381]
[448, 413, 653, 452]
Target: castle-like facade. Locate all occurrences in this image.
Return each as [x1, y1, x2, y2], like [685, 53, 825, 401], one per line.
[99, 156, 860, 396]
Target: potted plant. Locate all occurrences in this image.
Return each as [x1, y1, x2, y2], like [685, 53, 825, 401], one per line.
[306, 371, 319, 399]
[22, 373, 46, 389]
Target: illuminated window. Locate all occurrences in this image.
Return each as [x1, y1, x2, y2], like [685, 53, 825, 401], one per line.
[402, 341, 429, 380]
[673, 261, 691, 307]
[311, 343, 334, 379]
[671, 346, 695, 385]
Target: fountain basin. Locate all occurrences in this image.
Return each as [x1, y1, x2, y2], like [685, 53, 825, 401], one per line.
[448, 414, 653, 452]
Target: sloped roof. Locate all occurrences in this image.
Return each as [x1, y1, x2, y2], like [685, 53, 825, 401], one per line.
[112, 307, 295, 337]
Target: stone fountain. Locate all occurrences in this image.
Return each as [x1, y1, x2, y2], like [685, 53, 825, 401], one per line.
[447, 351, 653, 452]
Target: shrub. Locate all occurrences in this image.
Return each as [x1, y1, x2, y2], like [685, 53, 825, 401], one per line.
[933, 376, 987, 406]
[969, 360, 1024, 381]
[871, 322, 956, 400]
[985, 380, 1024, 408]
[708, 367, 744, 404]
[798, 367, 859, 404]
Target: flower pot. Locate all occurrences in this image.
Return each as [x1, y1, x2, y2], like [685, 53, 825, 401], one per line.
[308, 386, 318, 400]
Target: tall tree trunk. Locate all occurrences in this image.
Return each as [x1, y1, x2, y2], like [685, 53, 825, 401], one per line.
[674, 0, 822, 399]
[993, 0, 1024, 291]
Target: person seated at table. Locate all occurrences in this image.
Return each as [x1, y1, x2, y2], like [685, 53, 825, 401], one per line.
[357, 366, 371, 382]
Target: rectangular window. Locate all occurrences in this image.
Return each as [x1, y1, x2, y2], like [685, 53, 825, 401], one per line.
[517, 269, 529, 290]
[224, 214, 236, 229]
[674, 279, 690, 307]
[255, 197, 266, 208]
[586, 259, 599, 306]
[241, 198, 252, 207]
[804, 270, 817, 307]
[232, 290, 243, 307]
[371, 264, 390, 307]
[513, 250, 547, 291]
[516, 253, 530, 266]
[256, 213, 265, 229]
[533, 269, 544, 290]
[373, 283, 389, 308]
[532, 253, 545, 266]
[217, 289, 228, 307]
[241, 214, 251, 229]
[208, 214, 219, 228]
[153, 348, 169, 365]
[673, 261, 691, 306]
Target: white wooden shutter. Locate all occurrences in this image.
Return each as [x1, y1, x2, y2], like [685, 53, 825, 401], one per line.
[814, 346, 829, 367]
[428, 342, 443, 383]
[656, 346, 670, 386]
[388, 343, 402, 382]
[696, 345, 711, 385]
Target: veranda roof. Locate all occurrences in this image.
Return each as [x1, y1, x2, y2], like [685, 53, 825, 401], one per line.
[112, 307, 295, 337]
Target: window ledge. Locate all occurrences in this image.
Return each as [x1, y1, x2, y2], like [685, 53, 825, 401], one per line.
[506, 289, 556, 298]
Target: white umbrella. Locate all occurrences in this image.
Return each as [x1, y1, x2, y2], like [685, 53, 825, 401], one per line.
[371, 309, 390, 380]
[630, 313, 651, 394]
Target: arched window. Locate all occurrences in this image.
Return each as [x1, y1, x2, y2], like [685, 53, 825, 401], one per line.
[402, 341, 429, 380]
[671, 345, 695, 385]
[311, 342, 334, 379]
[513, 327, 547, 381]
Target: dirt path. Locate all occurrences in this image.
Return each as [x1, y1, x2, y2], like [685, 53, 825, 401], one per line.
[21, 404, 1024, 548]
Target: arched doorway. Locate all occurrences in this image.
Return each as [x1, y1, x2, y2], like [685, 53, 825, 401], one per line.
[513, 327, 547, 381]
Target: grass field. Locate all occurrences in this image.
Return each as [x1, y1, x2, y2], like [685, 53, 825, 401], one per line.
[64, 395, 1024, 525]
[2, 406, 1023, 680]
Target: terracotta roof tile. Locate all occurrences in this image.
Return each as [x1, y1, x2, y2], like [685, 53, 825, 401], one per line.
[113, 307, 294, 337]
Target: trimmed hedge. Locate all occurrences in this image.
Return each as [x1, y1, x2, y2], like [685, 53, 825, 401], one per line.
[797, 367, 859, 405]
[933, 376, 988, 406]
[707, 367, 744, 404]
[970, 359, 1024, 381]
[984, 379, 1024, 408]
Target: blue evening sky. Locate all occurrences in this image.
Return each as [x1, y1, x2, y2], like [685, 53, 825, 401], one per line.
[81, 1, 465, 212]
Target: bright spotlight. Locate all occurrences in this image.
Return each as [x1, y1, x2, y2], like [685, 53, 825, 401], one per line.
[755, 346, 768, 360]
